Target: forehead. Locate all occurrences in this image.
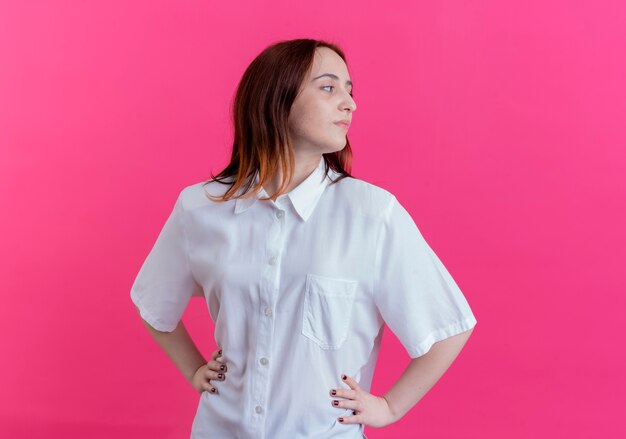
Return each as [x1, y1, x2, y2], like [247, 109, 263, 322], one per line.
[310, 47, 349, 77]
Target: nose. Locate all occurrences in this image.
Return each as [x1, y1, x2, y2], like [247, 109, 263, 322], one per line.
[342, 92, 356, 113]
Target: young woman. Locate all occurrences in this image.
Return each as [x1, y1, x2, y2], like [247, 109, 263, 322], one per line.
[131, 38, 477, 439]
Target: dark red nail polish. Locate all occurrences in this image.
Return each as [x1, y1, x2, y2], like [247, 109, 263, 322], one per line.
[333, 400, 339, 406]
[219, 349, 222, 355]
[338, 418, 344, 423]
[342, 374, 347, 380]
[331, 390, 336, 396]
[220, 365, 225, 371]
[211, 388, 216, 393]
[218, 373, 223, 379]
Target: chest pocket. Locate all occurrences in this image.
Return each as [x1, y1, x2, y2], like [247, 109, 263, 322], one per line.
[302, 273, 358, 350]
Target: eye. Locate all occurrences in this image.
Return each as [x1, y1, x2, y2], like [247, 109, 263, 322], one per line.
[322, 85, 354, 97]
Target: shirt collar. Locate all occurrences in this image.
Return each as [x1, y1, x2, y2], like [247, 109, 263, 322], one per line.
[234, 156, 331, 222]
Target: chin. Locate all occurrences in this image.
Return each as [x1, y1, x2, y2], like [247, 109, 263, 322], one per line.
[313, 137, 347, 155]
[322, 146, 345, 155]
[335, 141, 348, 151]
[330, 138, 348, 151]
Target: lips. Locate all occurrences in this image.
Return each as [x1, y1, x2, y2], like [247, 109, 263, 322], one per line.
[334, 121, 350, 129]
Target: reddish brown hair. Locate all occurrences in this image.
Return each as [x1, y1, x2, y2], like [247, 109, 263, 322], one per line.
[202, 38, 354, 202]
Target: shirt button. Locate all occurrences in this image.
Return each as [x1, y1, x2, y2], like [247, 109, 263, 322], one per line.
[268, 256, 277, 266]
[259, 357, 268, 365]
[255, 405, 263, 414]
[264, 307, 273, 316]
[276, 210, 284, 219]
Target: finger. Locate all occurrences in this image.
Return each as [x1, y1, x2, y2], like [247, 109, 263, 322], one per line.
[207, 359, 228, 373]
[329, 387, 357, 400]
[341, 374, 361, 392]
[204, 368, 226, 381]
[203, 380, 219, 394]
[338, 413, 363, 425]
[211, 348, 222, 361]
[331, 398, 360, 411]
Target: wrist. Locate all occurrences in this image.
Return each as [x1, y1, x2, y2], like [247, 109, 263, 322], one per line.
[187, 361, 205, 384]
[382, 394, 400, 425]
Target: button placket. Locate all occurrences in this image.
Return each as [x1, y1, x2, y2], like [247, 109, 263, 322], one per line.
[251, 204, 286, 430]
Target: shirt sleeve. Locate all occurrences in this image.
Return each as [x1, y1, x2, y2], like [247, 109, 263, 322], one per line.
[130, 189, 203, 332]
[374, 195, 477, 358]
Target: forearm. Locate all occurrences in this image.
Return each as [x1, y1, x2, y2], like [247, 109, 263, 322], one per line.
[136, 307, 207, 384]
[383, 328, 474, 423]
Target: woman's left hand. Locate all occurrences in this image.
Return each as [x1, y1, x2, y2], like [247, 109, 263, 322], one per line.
[329, 374, 397, 428]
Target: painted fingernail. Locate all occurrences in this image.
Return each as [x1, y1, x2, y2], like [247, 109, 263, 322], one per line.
[331, 389, 336, 396]
[218, 373, 223, 379]
[219, 349, 222, 355]
[220, 365, 225, 371]
[333, 400, 339, 406]
[341, 374, 347, 380]
[338, 418, 344, 423]
[210, 388, 216, 393]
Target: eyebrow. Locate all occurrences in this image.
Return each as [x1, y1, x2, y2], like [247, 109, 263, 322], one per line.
[312, 73, 353, 89]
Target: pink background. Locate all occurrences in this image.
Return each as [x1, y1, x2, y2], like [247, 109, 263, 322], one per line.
[2, 1, 625, 438]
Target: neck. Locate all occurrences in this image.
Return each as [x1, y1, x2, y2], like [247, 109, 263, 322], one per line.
[264, 154, 321, 199]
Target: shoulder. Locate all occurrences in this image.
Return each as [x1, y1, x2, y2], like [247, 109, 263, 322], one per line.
[326, 172, 397, 220]
[176, 178, 236, 211]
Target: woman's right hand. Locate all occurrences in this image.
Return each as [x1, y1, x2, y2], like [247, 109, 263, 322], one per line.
[191, 347, 227, 395]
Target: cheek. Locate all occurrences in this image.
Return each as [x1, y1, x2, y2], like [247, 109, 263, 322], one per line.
[290, 107, 326, 137]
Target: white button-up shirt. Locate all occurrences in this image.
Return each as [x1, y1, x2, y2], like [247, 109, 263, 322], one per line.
[130, 156, 477, 439]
